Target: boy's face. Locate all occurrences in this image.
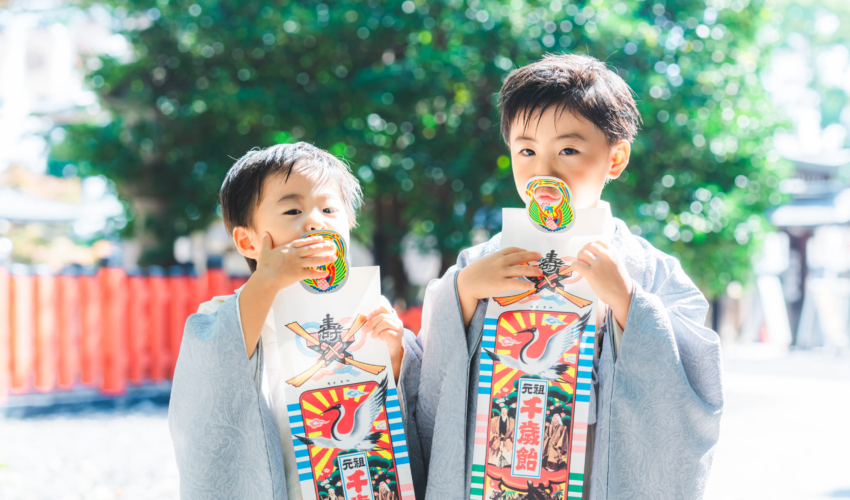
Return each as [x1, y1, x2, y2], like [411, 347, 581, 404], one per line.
[235, 163, 351, 260]
[508, 106, 630, 209]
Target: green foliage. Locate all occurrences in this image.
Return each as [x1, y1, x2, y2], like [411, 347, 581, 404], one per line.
[51, 0, 791, 298]
[772, 0, 850, 130]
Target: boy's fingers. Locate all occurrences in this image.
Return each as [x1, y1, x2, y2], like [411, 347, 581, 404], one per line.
[579, 242, 596, 254]
[365, 306, 391, 323]
[506, 265, 544, 278]
[299, 241, 335, 249]
[379, 331, 404, 350]
[303, 268, 330, 279]
[570, 260, 590, 273]
[373, 320, 401, 341]
[262, 232, 273, 251]
[303, 255, 336, 266]
[589, 241, 610, 257]
[376, 329, 393, 343]
[363, 306, 390, 330]
[297, 243, 336, 256]
[372, 320, 391, 336]
[299, 250, 336, 259]
[500, 247, 529, 255]
[505, 278, 535, 291]
[571, 260, 590, 273]
[307, 251, 336, 260]
[576, 249, 597, 266]
[368, 317, 401, 340]
[577, 248, 595, 261]
[364, 313, 386, 336]
[503, 251, 542, 265]
[382, 327, 404, 342]
[291, 236, 326, 248]
[291, 236, 324, 248]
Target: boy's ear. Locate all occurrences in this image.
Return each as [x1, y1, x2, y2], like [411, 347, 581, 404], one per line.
[608, 140, 631, 180]
[232, 226, 259, 260]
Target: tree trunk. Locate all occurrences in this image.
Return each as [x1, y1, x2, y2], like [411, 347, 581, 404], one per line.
[440, 250, 455, 277]
[373, 193, 409, 302]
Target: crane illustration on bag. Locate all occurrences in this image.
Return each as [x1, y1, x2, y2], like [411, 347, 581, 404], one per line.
[295, 377, 388, 452]
[483, 312, 590, 382]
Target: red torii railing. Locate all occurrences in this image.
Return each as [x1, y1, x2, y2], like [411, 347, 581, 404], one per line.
[0, 262, 248, 403]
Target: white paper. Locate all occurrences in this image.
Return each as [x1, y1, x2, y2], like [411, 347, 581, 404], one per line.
[469, 204, 613, 500]
[268, 267, 415, 500]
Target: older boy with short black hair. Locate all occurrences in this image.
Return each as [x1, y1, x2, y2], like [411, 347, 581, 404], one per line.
[398, 54, 723, 500]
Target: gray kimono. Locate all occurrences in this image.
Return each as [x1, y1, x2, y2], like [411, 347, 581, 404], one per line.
[168, 295, 288, 500]
[396, 218, 724, 500]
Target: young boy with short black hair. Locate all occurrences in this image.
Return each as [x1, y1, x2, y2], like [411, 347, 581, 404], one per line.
[398, 54, 723, 500]
[169, 142, 405, 500]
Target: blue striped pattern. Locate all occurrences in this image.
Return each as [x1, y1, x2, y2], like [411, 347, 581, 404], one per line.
[287, 403, 314, 482]
[385, 387, 409, 465]
[575, 328, 595, 403]
[477, 322, 497, 395]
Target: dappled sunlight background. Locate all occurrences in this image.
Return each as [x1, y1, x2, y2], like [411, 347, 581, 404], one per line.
[1, 0, 849, 498]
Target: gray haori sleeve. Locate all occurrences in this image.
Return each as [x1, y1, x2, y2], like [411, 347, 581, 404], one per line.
[590, 234, 723, 500]
[397, 236, 501, 500]
[168, 296, 288, 500]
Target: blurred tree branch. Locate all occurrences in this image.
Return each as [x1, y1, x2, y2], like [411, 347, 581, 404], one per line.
[50, 0, 792, 299]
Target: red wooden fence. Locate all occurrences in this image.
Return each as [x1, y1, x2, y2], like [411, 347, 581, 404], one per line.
[0, 265, 8, 403]
[0, 263, 248, 403]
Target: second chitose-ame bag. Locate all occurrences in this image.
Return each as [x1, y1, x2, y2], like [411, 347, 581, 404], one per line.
[263, 230, 415, 500]
[470, 177, 614, 500]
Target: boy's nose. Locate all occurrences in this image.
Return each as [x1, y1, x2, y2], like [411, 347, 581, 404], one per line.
[304, 210, 327, 232]
[534, 160, 558, 178]
[305, 221, 327, 232]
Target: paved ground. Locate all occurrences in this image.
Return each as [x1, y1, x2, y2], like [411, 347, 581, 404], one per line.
[0, 400, 178, 500]
[704, 346, 850, 500]
[0, 346, 848, 499]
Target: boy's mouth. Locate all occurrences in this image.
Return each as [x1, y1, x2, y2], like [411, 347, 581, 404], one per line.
[534, 186, 562, 205]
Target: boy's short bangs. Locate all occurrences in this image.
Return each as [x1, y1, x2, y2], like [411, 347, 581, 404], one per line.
[510, 100, 585, 141]
[291, 158, 355, 202]
[219, 142, 362, 272]
[499, 53, 642, 145]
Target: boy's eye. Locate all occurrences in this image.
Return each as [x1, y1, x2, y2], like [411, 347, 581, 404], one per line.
[322, 207, 337, 214]
[560, 147, 578, 155]
[519, 148, 536, 156]
[284, 209, 301, 215]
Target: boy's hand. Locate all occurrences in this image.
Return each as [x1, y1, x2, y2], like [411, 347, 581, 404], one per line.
[456, 247, 544, 327]
[363, 297, 405, 383]
[254, 233, 336, 290]
[239, 233, 336, 358]
[571, 241, 633, 330]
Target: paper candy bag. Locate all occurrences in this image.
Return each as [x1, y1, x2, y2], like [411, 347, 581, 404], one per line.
[267, 264, 415, 500]
[469, 178, 614, 500]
